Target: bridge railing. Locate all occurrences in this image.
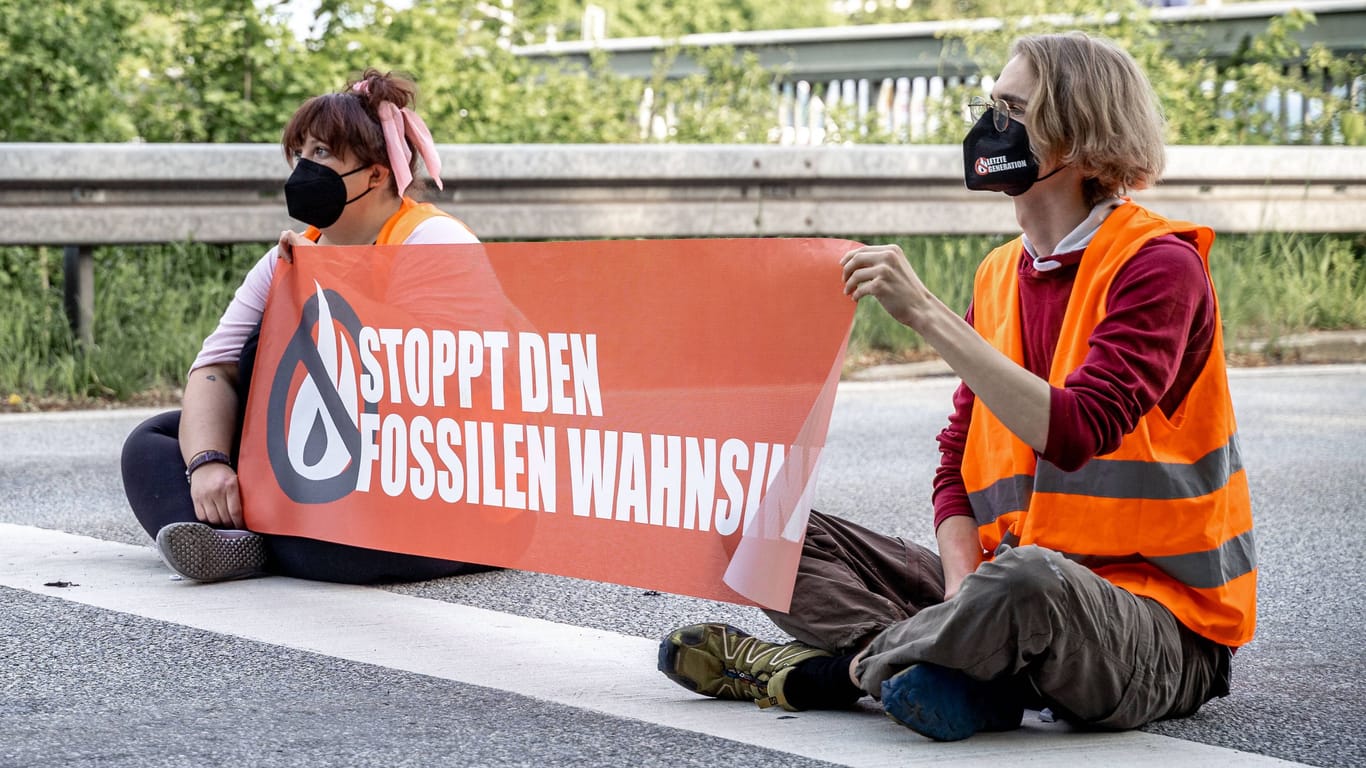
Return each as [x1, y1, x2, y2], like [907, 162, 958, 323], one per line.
[517, 1, 1366, 79]
[517, 0, 1366, 145]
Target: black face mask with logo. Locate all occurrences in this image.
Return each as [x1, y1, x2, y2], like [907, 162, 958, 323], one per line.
[284, 158, 374, 228]
[961, 111, 1062, 197]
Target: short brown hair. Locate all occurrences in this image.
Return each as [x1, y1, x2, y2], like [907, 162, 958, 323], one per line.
[1011, 33, 1166, 206]
[280, 68, 419, 188]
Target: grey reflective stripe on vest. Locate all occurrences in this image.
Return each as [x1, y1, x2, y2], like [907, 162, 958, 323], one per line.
[969, 473, 1033, 526]
[1059, 528, 1258, 590]
[1036, 437, 1244, 501]
[968, 435, 1243, 525]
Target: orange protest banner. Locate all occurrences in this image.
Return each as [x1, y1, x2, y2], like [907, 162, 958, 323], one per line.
[238, 239, 857, 610]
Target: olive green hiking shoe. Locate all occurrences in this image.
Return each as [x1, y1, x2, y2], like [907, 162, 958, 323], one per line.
[658, 623, 830, 711]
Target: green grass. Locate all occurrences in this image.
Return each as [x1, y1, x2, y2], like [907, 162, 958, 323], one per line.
[0, 243, 262, 402]
[1, 232, 1363, 405]
[1208, 231, 1366, 342]
[842, 231, 1366, 362]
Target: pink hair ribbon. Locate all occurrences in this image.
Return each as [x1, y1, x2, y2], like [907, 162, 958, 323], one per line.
[352, 81, 444, 197]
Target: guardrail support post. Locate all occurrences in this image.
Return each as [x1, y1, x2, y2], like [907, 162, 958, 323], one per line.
[62, 246, 94, 347]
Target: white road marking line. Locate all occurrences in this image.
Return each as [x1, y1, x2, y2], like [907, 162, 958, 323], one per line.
[0, 523, 1306, 768]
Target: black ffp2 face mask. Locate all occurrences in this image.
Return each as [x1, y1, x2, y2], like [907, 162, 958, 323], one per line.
[962, 111, 1061, 197]
[284, 158, 373, 228]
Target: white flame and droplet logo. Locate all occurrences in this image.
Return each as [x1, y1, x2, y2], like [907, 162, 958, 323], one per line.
[267, 282, 365, 503]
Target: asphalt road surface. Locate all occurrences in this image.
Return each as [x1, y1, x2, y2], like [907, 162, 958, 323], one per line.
[3, 364, 1362, 768]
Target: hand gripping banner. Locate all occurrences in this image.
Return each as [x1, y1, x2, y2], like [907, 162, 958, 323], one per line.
[238, 239, 857, 610]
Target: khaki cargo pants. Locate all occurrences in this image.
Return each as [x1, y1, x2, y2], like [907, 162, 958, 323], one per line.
[764, 510, 1231, 729]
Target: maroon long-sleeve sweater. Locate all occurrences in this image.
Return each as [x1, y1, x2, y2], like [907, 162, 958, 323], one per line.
[932, 233, 1216, 530]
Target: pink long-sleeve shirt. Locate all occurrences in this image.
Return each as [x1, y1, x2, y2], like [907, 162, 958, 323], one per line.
[931, 232, 1216, 530]
[190, 216, 479, 374]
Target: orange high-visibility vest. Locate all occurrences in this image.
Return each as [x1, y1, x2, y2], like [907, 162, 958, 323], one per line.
[303, 196, 474, 244]
[962, 202, 1256, 648]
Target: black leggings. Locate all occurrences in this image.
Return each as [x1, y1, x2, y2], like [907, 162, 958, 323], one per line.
[121, 409, 485, 584]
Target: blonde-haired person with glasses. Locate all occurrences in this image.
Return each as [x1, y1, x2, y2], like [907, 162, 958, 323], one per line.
[658, 32, 1255, 742]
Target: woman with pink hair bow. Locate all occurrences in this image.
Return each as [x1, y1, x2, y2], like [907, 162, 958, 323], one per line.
[121, 68, 488, 584]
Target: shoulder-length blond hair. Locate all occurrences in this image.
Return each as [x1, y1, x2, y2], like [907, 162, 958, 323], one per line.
[1011, 32, 1166, 206]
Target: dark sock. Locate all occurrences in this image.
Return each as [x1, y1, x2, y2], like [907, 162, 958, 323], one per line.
[781, 653, 865, 710]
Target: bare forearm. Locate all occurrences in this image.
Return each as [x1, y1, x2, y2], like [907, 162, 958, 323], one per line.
[910, 296, 1051, 452]
[841, 243, 1050, 450]
[179, 364, 240, 464]
[936, 515, 985, 599]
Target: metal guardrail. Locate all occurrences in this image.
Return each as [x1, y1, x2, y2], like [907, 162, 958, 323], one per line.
[3, 142, 1365, 340]
[4, 143, 1364, 242]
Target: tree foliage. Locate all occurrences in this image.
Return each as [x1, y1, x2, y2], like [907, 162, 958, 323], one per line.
[844, 0, 995, 25]
[126, 0, 321, 142]
[512, 0, 841, 42]
[940, 0, 1364, 146]
[0, 0, 1360, 146]
[300, 0, 647, 143]
[0, 0, 142, 141]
